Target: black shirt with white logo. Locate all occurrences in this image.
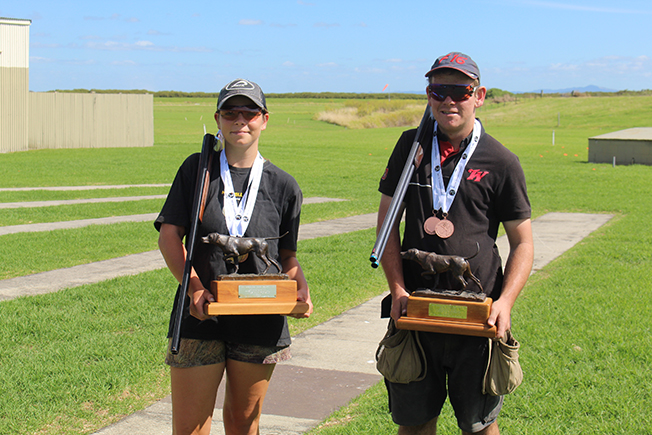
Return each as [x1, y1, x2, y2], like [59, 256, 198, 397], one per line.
[155, 151, 302, 346]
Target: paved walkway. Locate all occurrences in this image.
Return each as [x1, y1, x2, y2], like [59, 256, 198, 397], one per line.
[0, 201, 613, 434]
[0, 212, 375, 301]
[0, 184, 171, 192]
[90, 212, 612, 435]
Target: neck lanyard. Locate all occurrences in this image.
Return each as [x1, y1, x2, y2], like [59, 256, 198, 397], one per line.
[430, 119, 481, 215]
[219, 150, 265, 237]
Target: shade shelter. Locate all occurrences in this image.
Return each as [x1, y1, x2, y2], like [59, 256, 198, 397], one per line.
[588, 128, 652, 166]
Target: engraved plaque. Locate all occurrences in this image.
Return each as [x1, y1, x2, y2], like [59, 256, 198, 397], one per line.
[429, 303, 467, 319]
[206, 276, 308, 315]
[397, 295, 496, 338]
[238, 285, 277, 299]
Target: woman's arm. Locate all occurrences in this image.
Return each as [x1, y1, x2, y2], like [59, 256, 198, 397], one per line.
[280, 248, 313, 318]
[158, 223, 215, 320]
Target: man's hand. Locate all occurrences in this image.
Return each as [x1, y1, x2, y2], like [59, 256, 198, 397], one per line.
[390, 288, 410, 322]
[487, 297, 512, 340]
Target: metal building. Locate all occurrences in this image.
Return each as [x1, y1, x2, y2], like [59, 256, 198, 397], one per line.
[1, 17, 153, 153]
[588, 128, 652, 166]
[0, 17, 31, 153]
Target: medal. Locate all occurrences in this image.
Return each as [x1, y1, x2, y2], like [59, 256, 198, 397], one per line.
[434, 217, 455, 239]
[423, 215, 440, 235]
[429, 119, 481, 239]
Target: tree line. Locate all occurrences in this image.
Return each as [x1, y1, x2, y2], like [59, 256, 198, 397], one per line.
[49, 88, 651, 99]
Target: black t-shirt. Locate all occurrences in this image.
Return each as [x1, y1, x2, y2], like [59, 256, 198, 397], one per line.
[378, 119, 531, 300]
[155, 150, 303, 346]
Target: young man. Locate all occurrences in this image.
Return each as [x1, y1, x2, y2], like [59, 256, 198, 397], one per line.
[377, 52, 534, 434]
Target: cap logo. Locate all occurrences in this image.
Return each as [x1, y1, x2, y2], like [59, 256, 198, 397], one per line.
[441, 53, 467, 65]
[226, 79, 255, 90]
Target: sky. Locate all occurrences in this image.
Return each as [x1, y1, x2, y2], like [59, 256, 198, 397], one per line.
[2, 0, 651, 94]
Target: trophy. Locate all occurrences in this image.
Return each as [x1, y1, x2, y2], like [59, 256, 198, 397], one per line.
[395, 246, 497, 338]
[201, 232, 309, 316]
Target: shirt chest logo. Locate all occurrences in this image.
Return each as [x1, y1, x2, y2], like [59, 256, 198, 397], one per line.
[467, 168, 489, 182]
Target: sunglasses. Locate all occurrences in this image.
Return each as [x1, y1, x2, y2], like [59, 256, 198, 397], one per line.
[219, 106, 264, 121]
[427, 83, 477, 102]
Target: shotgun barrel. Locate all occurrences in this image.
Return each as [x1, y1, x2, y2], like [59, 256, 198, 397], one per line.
[170, 133, 216, 354]
[370, 107, 432, 268]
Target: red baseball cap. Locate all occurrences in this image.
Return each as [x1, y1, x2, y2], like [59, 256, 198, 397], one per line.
[425, 52, 480, 81]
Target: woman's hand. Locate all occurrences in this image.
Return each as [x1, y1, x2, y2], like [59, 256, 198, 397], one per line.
[187, 277, 215, 321]
[280, 248, 312, 319]
[289, 283, 313, 319]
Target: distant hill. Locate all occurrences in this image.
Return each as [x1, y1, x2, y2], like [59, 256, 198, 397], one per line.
[527, 85, 618, 94]
[397, 85, 620, 95]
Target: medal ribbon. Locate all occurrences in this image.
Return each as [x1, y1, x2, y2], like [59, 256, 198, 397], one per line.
[431, 119, 481, 215]
[220, 150, 265, 237]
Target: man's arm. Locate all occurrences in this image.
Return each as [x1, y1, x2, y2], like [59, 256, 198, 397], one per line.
[487, 218, 534, 339]
[378, 194, 410, 322]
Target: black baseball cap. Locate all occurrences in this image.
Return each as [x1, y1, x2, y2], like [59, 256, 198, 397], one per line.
[217, 79, 267, 111]
[425, 52, 480, 81]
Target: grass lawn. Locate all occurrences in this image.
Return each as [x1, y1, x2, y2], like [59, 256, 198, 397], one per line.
[308, 95, 652, 434]
[1, 94, 651, 434]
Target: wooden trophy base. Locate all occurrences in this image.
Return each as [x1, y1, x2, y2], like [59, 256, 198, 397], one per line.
[396, 293, 497, 338]
[205, 274, 309, 316]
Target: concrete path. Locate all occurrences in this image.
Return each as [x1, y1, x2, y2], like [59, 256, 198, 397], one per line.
[0, 197, 347, 236]
[0, 212, 377, 301]
[0, 193, 346, 209]
[0, 196, 168, 209]
[0, 203, 613, 434]
[0, 184, 171, 192]
[0, 213, 159, 236]
[91, 212, 612, 435]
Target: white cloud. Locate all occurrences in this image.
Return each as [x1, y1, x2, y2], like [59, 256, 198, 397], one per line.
[270, 23, 298, 28]
[31, 42, 61, 48]
[515, 0, 652, 14]
[490, 54, 652, 91]
[239, 19, 263, 26]
[549, 63, 580, 71]
[111, 60, 137, 65]
[354, 67, 385, 74]
[30, 56, 54, 63]
[83, 40, 211, 53]
[83, 14, 141, 22]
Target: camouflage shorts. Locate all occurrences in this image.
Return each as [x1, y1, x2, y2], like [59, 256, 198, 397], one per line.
[165, 338, 291, 368]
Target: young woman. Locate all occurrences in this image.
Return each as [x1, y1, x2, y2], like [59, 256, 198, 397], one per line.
[156, 78, 312, 435]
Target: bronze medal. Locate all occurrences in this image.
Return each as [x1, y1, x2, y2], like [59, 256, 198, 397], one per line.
[435, 219, 455, 239]
[424, 216, 441, 235]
